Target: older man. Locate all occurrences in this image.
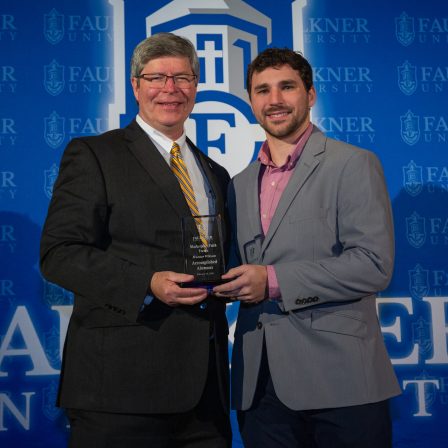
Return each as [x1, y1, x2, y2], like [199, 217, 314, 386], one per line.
[41, 33, 231, 447]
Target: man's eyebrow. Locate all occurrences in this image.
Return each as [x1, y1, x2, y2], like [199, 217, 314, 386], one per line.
[279, 78, 299, 85]
[253, 79, 299, 90]
[253, 82, 269, 90]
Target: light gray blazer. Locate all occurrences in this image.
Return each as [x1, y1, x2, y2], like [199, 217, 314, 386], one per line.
[230, 126, 401, 411]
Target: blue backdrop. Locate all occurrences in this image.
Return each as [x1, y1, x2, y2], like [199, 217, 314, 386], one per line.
[0, 1, 447, 447]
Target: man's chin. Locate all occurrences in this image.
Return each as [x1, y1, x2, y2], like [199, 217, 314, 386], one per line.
[264, 124, 296, 139]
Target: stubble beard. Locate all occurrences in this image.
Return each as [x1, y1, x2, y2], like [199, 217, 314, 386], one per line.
[262, 111, 308, 140]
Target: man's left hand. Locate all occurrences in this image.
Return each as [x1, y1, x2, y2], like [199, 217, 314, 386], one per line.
[213, 264, 267, 304]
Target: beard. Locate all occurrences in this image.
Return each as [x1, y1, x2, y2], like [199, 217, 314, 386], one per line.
[260, 107, 309, 139]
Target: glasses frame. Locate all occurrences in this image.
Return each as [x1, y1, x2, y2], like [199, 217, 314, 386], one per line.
[135, 73, 197, 88]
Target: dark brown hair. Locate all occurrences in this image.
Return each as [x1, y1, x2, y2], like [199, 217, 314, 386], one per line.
[246, 48, 313, 97]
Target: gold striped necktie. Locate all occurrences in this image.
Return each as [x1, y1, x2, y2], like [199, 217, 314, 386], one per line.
[170, 142, 208, 247]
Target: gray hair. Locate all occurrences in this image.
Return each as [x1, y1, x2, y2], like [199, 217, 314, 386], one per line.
[130, 32, 200, 79]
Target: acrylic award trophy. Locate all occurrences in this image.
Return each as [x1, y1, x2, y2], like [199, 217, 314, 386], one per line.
[181, 214, 225, 288]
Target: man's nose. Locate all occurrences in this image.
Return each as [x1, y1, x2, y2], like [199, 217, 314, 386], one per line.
[268, 88, 283, 104]
[163, 76, 178, 92]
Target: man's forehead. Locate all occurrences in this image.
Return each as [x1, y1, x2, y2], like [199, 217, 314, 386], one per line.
[252, 65, 301, 83]
[144, 56, 191, 67]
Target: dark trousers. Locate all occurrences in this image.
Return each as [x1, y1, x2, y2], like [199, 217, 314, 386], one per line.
[238, 349, 392, 448]
[67, 343, 231, 448]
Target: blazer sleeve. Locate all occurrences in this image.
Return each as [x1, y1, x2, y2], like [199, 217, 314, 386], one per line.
[40, 138, 150, 322]
[276, 150, 395, 312]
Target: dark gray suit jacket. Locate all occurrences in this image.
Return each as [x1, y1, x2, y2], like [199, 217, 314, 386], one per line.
[40, 120, 230, 414]
[230, 127, 401, 411]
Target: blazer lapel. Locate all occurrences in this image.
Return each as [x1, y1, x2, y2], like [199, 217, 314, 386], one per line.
[125, 120, 191, 218]
[244, 162, 264, 241]
[261, 128, 326, 255]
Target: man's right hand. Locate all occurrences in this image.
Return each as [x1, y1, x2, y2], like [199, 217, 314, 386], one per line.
[150, 271, 208, 307]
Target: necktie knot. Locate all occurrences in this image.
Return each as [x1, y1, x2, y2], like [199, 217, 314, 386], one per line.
[170, 141, 181, 158]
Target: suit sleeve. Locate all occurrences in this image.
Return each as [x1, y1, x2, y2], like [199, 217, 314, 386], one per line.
[40, 139, 150, 322]
[275, 150, 395, 312]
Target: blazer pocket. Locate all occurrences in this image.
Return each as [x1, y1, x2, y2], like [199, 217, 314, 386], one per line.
[81, 307, 141, 328]
[310, 309, 367, 338]
[287, 207, 334, 260]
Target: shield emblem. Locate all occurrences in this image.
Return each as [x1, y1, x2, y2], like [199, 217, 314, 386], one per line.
[406, 212, 426, 249]
[43, 279, 65, 306]
[44, 60, 64, 96]
[44, 326, 61, 367]
[409, 264, 429, 298]
[44, 164, 59, 199]
[44, 8, 64, 45]
[403, 160, 423, 197]
[412, 317, 432, 356]
[400, 110, 420, 146]
[398, 61, 417, 95]
[44, 111, 65, 149]
[395, 12, 414, 47]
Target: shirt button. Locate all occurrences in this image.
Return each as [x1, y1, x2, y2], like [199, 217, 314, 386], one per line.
[262, 213, 266, 219]
[271, 181, 275, 186]
[257, 322, 263, 329]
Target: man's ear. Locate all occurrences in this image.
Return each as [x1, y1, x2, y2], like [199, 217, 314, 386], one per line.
[308, 85, 317, 108]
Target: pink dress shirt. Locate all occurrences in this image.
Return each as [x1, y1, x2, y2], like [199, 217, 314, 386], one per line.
[258, 123, 314, 299]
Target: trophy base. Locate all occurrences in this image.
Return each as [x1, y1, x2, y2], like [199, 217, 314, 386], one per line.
[180, 278, 229, 292]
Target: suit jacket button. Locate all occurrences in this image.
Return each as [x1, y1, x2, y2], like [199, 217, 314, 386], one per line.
[257, 322, 263, 329]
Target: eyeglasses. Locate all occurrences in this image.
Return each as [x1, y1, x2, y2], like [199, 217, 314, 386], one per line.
[135, 73, 197, 88]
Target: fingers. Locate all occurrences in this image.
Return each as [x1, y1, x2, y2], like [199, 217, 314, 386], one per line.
[150, 271, 208, 307]
[213, 265, 268, 303]
[220, 265, 246, 280]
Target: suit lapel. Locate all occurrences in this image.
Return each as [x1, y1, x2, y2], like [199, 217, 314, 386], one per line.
[125, 120, 191, 218]
[261, 128, 326, 255]
[244, 162, 264, 240]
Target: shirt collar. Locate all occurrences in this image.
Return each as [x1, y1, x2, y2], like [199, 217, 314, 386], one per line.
[136, 114, 186, 154]
[257, 122, 314, 170]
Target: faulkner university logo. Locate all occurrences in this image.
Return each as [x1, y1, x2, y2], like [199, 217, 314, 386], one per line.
[409, 264, 429, 298]
[44, 60, 64, 96]
[396, 12, 414, 46]
[403, 160, 423, 196]
[406, 212, 426, 249]
[44, 164, 59, 199]
[44, 8, 64, 45]
[110, 0, 304, 176]
[398, 61, 417, 95]
[400, 110, 420, 146]
[44, 111, 65, 149]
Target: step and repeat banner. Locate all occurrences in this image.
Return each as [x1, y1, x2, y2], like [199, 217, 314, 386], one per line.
[1, 0, 447, 446]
